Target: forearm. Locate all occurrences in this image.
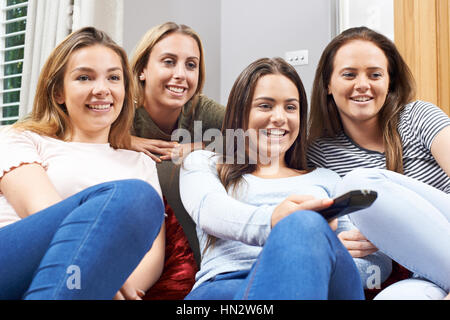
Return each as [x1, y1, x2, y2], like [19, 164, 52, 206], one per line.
[192, 192, 273, 246]
[180, 151, 273, 246]
[1, 163, 62, 218]
[126, 223, 165, 293]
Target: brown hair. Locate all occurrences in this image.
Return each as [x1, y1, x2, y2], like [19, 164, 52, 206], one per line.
[130, 22, 205, 112]
[202, 57, 309, 253]
[14, 27, 135, 149]
[308, 26, 416, 173]
[218, 57, 310, 191]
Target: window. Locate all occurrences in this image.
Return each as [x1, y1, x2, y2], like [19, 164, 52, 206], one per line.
[0, 0, 27, 126]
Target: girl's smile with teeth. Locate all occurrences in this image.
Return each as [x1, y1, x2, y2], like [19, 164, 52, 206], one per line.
[87, 103, 112, 110]
[167, 86, 186, 94]
[263, 129, 288, 137]
[350, 96, 373, 102]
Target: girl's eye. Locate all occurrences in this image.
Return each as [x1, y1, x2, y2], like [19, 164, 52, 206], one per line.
[163, 59, 175, 66]
[258, 104, 271, 110]
[77, 75, 90, 81]
[370, 72, 383, 79]
[109, 75, 121, 81]
[342, 72, 355, 78]
[186, 61, 197, 70]
[286, 104, 297, 111]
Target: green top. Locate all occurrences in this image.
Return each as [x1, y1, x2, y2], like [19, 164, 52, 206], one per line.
[133, 94, 225, 143]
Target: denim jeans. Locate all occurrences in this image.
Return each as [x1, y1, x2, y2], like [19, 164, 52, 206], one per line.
[0, 179, 164, 300]
[186, 210, 364, 300]
[337, 168, 450, 294]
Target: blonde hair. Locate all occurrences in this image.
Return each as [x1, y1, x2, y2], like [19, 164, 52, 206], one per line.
[14, 27, 135, 149]
[130, 22, 205, 110]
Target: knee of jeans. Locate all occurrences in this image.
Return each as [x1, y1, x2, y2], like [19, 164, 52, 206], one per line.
[110, 179, 164, 232]
[272, 210, 331, 242]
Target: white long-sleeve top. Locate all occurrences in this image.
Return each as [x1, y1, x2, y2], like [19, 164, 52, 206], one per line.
[180, 150, 341, 289]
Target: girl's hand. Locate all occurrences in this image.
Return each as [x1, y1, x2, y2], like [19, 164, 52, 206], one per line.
[130, 136, 178, 163]
[113, 281, 145, 300]
[163, 142, 205, 163]
[271, 195, 334, 229]
[338, 229, 378, 258]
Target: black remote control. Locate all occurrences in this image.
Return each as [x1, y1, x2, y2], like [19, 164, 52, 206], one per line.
[318, 190, 378, 222]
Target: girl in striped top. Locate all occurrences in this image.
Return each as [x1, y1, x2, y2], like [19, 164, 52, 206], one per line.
[307, 27, 450, 299]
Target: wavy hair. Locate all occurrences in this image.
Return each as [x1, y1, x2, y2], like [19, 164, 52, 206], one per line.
[13, 27, 135, 149]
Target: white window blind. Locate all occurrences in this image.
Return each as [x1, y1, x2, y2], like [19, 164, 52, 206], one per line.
[0, 0, 27, 126]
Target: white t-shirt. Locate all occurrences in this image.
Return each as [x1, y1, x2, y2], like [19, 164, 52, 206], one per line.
[0, 128, 162, 228]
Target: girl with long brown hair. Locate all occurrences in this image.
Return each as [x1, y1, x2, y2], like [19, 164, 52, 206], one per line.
[179, 57, 364, 299]
[308, 27, 450, 299]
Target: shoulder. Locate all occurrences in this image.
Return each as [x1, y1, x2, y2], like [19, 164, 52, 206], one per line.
[194, 95, 225, 118]
[400, 100, 448, 122]
[399, 100, 450, 140]
[182, 150, 219, 172]
[196, 94, 224, 108]
[0, 127, 44, 146]
[183, 149, 218, 164]
[133, 106, 150, 126]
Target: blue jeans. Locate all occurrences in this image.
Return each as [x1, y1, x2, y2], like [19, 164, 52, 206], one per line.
[186, 211, 364, 300]
[0, 179, 164, 300]
[337, 168, 450, 294]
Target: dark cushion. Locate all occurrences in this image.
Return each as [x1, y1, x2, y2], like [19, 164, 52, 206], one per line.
[143, 197, 198, 300]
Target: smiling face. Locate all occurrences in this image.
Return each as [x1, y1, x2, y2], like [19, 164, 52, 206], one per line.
[328, 40, 390, 130]
[140, 32, 200, 111]
[56, 45, 125, 143]
[247, 73, 300, 165]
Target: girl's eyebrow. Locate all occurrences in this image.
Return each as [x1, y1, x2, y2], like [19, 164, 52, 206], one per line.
[338, 66, 385, 72]
[70, 66, 122, 74]
[159, 52, 200, 61]
[253, 97, 299, 103]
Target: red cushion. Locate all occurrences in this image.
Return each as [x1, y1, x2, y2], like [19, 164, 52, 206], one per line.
[143, 197, 198, 300]
[364, 261, 411, 300]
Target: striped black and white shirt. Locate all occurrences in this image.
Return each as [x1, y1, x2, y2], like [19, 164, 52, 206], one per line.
[307, 100, 450, 194]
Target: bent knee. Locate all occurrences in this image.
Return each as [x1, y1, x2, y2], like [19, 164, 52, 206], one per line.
[273, 210, 331, 239]
[114, 179, 161, 206]
[337, 168, 389, 194]
[268, 210, 336, 259]
[104, 179, 164, 225]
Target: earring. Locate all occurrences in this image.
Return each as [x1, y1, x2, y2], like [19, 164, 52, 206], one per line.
[139, 74, 145, 81]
